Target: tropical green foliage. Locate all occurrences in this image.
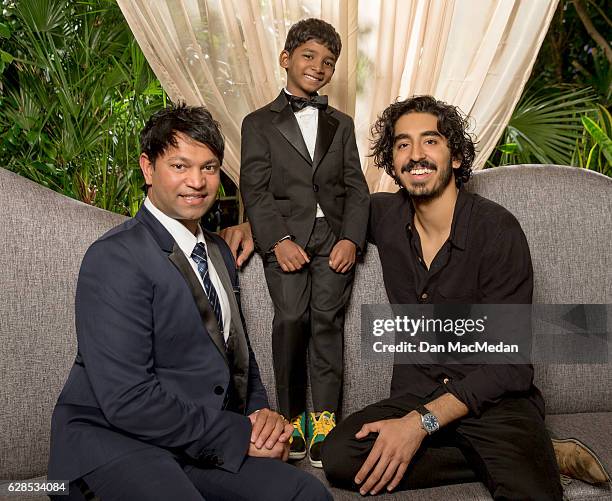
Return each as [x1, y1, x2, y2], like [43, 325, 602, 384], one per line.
[572, 105, 612, 176]
[491, 86, 597, 166]
[0, 0, 167, 215]
[488, 0, 611, 176]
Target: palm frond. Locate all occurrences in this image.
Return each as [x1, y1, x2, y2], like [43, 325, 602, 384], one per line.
[502, 86, 598, 165]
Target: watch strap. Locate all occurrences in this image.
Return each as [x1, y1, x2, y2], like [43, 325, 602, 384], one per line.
[415, 405, 430, 417]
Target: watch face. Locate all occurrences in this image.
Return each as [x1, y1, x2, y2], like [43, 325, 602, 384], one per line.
[422, 413, 439, 433]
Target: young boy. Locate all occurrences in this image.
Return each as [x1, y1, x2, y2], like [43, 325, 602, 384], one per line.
[240, 18, 370, 467]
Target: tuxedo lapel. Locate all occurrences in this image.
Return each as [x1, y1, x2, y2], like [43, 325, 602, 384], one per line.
[168, 245, 229, 366]
[271, 94, 312, 165]
[204, 233, 250, 413]
[312, 109, 339, 172]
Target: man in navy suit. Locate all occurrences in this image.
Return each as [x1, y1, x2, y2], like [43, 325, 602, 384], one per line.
[48, 105, 331, 500]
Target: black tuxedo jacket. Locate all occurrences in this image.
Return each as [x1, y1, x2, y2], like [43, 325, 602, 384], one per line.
[48, 206, 268, 482]
[240, 92, 370, 252]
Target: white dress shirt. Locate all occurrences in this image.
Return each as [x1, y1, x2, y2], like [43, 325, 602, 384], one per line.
[144, 198, 231, 342]
[285, 88, 325, 218]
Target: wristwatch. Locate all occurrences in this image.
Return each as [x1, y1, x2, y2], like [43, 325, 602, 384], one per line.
[415, 405, 440, 435]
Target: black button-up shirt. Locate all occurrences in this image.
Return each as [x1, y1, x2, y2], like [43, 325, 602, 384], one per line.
[369, 188, 543, 416]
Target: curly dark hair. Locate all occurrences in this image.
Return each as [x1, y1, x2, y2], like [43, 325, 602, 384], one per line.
[140, 103, 224, 165]
[283, 18, 342, 59]
[370, 96, 476, 187]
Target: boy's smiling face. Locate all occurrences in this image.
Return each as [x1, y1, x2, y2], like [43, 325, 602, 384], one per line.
[280, 39, 336, 98]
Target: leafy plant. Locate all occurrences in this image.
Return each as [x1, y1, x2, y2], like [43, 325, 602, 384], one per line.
[495, 85, 597, 165]
[487, 0, 611, 177]
[571, 105, 612, 176]
[0, 0, 167, 215]
[487, 85, 599, 168]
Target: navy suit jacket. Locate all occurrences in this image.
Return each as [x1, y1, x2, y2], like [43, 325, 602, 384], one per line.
[48, 206, 269, 482]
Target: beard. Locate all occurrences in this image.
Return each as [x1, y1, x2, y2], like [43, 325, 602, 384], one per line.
[399, 158, 454, 201]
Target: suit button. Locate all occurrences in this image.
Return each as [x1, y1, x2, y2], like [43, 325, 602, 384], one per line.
[313, 184, 319, 192]
[214, 386, 224, 395]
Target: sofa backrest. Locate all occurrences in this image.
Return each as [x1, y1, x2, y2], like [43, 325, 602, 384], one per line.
[0, 168, 126, 480]
[241, 165, 612, 417]
[466, 165, 611, 414]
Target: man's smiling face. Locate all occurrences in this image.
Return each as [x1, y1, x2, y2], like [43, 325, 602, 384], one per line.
[280, 39, 336, 97]
[392, 112, 461, 201]
[139, 132, 221, 234]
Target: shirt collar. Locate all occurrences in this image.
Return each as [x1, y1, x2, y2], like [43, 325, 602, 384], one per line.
[144, 197, 206, 256]
[401, 186, 473, 250]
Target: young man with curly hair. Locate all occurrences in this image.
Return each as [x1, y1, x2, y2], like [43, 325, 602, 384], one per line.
[320, 96, 564, 499]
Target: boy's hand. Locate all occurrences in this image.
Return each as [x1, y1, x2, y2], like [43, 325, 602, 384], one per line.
[274, 240, 310, 272]
[329, 239, 356, 273]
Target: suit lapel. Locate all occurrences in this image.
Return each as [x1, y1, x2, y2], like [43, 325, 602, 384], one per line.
[312, 109, 339, 173]
[204, 233, 250, 413]
[271, 93, 312, 165]
[168, 244, 229, 366]
[136, 205, 175, 253]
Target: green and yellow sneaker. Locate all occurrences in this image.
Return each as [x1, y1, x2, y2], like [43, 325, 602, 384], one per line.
[308, 411, 336, 468]
[289, 412, 307, 460]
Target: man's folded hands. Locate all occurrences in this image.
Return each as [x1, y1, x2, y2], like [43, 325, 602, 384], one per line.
[248, 408, 293, 461]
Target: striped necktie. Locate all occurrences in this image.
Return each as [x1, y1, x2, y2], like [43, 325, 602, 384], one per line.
[191, 242, 224, 333]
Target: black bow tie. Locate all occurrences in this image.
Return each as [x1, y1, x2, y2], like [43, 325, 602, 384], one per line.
[285, 93, 328, 112]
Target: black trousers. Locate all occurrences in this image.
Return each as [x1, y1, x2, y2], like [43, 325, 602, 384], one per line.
[52, 447, 331, 501]
[321, 393, 563, 500]
[262, 218, 354, 418]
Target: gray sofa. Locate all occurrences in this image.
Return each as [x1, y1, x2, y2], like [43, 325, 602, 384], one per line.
[1, 164, 610, 500]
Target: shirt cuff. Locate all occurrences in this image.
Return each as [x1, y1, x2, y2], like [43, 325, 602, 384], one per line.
[269, 234, 293, 252]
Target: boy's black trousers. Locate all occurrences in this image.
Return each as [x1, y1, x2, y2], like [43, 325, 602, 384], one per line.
[262, 217, 354, 419]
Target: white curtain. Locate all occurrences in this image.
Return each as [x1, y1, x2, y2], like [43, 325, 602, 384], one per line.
[117, 0, 558, 192]
[358, 0, 559, 191]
